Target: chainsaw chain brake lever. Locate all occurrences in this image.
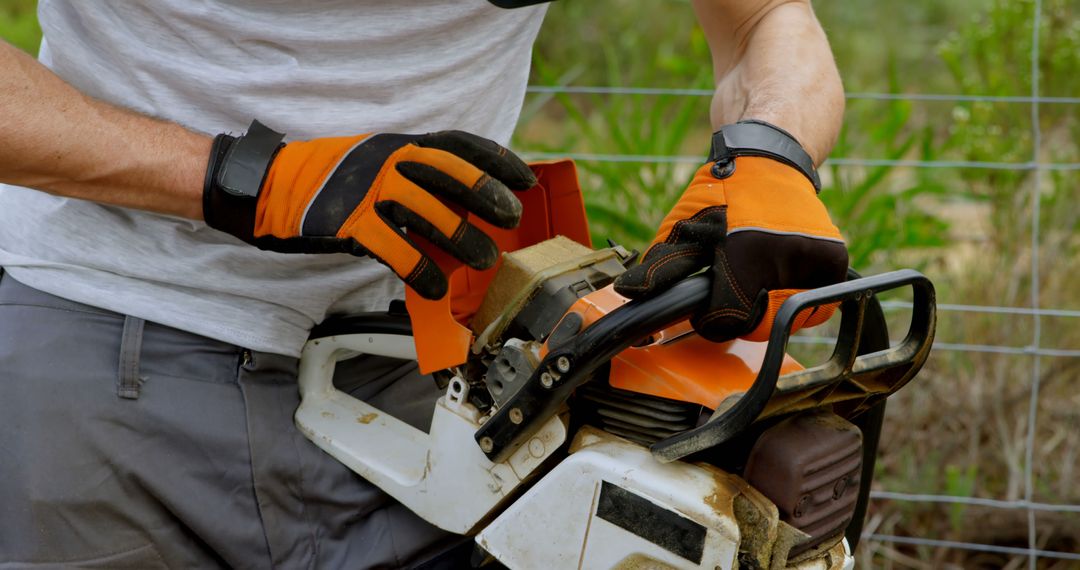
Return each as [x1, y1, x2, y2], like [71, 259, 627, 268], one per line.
[474, 269, 936, 464]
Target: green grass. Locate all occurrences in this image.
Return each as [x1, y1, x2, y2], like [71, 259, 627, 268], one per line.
[0, 0, 39, 53]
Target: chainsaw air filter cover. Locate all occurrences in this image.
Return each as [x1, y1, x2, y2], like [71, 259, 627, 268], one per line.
[743, 410, 862, 557]
[471, 236, 628, 348]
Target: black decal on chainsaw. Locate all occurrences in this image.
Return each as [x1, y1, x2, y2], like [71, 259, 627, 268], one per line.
[595, 481, 706, 564]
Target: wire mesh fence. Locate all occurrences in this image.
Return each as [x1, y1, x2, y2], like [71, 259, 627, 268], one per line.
[519, 0, 1077, 566]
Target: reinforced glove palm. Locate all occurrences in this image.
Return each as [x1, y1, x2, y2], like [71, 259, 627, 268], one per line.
[614, 121, 848, 342]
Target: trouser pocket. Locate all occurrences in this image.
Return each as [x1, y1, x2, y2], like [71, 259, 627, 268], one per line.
[0, 281, 262, 568]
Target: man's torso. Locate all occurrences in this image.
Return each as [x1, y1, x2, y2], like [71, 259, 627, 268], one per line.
[0, 0, 547, 356]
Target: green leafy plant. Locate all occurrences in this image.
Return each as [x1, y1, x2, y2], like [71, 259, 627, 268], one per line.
[824, 86, 952, 270]
[522, 54, 711, 249]
[0, 0, 40, 53]
[944, 464, 978, 531]
[524, 1, 1079, 567]
[517, 3, 715, 250]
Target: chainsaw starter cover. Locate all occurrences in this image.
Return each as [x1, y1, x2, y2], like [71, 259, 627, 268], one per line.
[743, 411, 862, 557]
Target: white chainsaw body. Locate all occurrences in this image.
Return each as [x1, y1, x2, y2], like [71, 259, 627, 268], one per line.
[294, 331, 854, 570]
[294, 331, 567, 535]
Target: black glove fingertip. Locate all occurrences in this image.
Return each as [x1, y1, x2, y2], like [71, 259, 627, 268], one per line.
[416, 130, 536, 191]
[475, 175, 523, 228]
[405, 257, 449, 300]
[612, 265, 655, 299]
[613, 243, 708, 300]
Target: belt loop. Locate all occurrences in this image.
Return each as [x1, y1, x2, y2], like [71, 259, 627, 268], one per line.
[117, 316, 146, 399]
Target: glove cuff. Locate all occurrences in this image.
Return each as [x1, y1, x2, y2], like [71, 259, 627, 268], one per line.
[708, 120, 821, 193]
[203, 120, 286, 242]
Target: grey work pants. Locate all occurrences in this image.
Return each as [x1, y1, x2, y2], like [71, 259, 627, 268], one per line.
[0, 271, 453, 569]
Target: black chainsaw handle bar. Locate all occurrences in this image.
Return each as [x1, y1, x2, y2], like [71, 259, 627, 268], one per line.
[475, 269, 936, 463]
[650, 269, 935, 462]
[474, 275, 709, 461]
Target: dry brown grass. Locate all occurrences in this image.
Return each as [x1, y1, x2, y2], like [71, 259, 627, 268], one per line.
[854, 181, 1080, 567]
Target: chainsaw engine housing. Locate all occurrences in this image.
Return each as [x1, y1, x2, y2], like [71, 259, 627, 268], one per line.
[464, 239, 880, 559]
[744, 412, 863, 558]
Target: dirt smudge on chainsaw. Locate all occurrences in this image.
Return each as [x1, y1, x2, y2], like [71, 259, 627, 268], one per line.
[356, 413, 378, 424]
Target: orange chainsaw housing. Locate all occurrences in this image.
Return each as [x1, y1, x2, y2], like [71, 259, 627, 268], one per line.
[406, 160, 803, 409]
[537, 285, 802, 409]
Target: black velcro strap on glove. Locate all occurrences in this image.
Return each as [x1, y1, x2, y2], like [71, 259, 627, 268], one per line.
[203, 120, 286, 242]
[709, 120, 821, 192]
[215, 120, 285, 198]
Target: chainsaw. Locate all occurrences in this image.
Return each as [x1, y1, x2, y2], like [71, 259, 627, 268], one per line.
[293, 161, 936, 569]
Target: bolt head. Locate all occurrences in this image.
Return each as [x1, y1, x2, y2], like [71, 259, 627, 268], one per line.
[479, 436, 494, 453]
[509, 407, 524, 424]
[540, 372, 554, 388]
[555, 356, 571, 373]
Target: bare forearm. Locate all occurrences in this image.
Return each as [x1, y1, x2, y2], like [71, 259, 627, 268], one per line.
[0, 40, 210, 219]
[693, 0, 844, 165]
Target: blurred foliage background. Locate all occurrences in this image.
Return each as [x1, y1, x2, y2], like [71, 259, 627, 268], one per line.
[520, 2, 1080, 567]
[3, 0, 1078, 567]
[0, 0, 36, 54]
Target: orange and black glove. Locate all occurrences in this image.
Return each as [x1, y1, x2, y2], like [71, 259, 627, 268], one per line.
[203, 121, 536, 299]
[614, 120, 848, 342]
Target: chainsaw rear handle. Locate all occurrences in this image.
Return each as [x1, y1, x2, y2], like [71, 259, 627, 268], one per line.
[475, 269, 936, 463]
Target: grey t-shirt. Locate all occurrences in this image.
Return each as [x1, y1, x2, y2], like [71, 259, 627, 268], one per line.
[0, 1, 547, 356]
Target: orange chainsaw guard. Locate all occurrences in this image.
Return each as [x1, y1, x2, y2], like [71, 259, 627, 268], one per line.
[540, 284, 804, 410]
[407, 160, 591, 374]
[609, 327, 804, 410]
